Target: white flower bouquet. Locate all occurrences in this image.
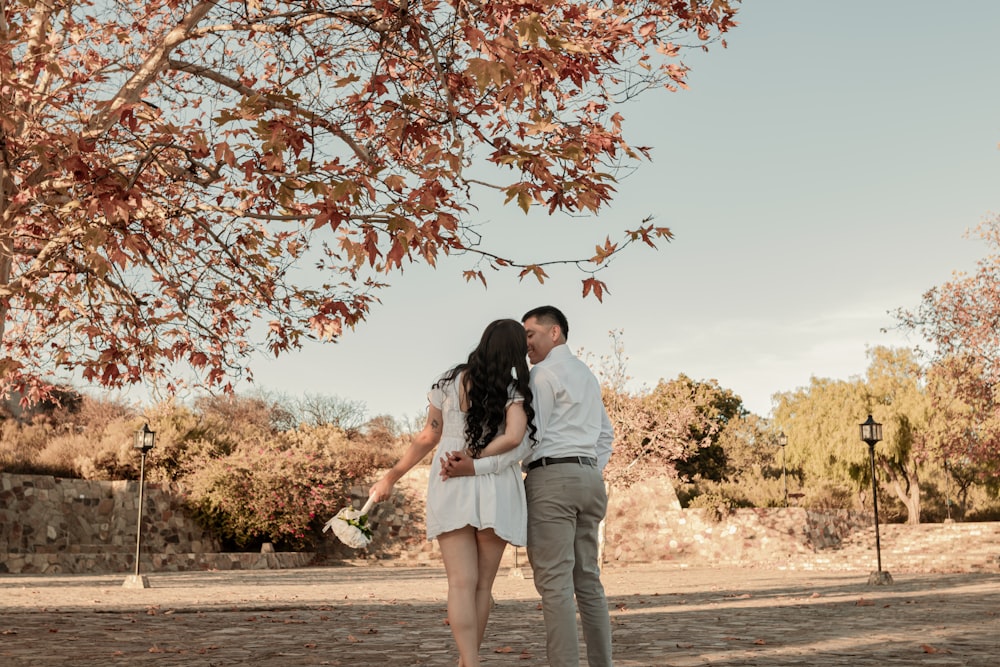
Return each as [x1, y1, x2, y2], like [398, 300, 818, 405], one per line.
[323, 496, 376, 549]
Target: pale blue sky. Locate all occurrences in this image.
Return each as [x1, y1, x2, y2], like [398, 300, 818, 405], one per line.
[245, 2, 999, 422]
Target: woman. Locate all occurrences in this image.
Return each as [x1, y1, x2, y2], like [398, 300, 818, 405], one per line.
[369, 318, 536, 667]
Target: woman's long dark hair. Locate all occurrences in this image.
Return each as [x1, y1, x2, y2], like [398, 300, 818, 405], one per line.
[436, 319, 537, 457]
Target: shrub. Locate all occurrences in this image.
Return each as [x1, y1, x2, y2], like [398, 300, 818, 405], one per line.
[686, 490, 746, 522]
[181, 424, 386, 550]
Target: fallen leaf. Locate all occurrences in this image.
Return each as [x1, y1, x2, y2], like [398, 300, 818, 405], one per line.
[519, 650, 533, 660]
[921, 644, 951, 654]
[148, 646, 164, 653]
[855, 598, 875, 606]
[495, 646, 514, 654]
[615, 603, 628, 611]
[753, 639, 767, 645]
[676, 643, 694, 649]
[346, 635, 360, 643]
[363, 628, 378, 634]
[810, 592, 821, 598]
[304, 643, 317, 648]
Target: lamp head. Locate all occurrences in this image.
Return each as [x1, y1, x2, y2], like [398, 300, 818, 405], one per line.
[134, 423, 156, 453]
[859, 414, 882, 447]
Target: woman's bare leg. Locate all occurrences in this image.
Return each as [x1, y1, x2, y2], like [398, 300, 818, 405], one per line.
[438, 526, 481, 667]
[474, 529, 509, 649]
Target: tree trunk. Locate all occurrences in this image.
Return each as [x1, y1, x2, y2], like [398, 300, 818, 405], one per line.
[883, 460, 921, 524]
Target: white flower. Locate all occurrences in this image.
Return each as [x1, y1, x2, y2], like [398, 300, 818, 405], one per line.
[323, 497, 376, 549]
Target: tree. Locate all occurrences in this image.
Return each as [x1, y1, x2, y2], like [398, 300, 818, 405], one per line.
[864, 346, 929, 524]
[896, 215, 1000, 481]
[656, 374, 744, 483]
[0, 0, 738, 402]
[773, 347, 930, 523]
[922, 357, 1000, 490]
[898, 216, 1000, 382]
[592, 331, 705, 487]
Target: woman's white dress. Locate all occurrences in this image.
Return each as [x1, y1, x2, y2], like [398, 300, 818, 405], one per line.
[424, 372, 530, 546]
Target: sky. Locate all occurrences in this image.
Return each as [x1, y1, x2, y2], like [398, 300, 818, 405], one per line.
[240, 2, 1000, 423]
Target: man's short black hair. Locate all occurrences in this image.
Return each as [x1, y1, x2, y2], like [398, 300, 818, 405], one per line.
[522, 305, 569, 341]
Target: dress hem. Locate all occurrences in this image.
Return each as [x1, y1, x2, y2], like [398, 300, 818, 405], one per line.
[427, 522, 526, 548]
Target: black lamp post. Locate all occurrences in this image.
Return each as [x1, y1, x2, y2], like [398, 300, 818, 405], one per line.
[776, 432, 788, 507]
[124, 423, 156, 589]
[859, 415, 892, 585]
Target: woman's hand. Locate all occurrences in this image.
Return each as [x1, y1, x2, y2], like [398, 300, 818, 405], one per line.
[369, 476, 394, 503]
[439, 450, 475, 479]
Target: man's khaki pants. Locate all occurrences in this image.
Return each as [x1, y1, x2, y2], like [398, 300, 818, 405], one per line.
[525, 462, 612, 667]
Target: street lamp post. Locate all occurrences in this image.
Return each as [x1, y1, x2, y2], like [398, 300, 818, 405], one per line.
[777, 433, 788, 507]
[859, 415, 892, 585]
[124, 424, 156, 589]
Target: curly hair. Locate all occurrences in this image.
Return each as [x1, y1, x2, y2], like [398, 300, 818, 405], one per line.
[436, 319, 537, 457]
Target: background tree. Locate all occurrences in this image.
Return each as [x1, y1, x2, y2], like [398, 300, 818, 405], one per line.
[863, 346, 929, 523]
[896, 216, 1000, 470]
[595, 331, 700, 487]
[922, 357, 1000, 513]
[0, 0, 738, 402]
[773, 347, 932, 523]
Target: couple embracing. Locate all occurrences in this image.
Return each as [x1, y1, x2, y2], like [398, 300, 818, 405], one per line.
[370, 305, 614, 667]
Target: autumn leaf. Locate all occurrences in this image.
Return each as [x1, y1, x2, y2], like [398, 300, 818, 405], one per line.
[582, 277, 607, 302]
[0, 0, 737, 402]
[921, 644, 951, 654]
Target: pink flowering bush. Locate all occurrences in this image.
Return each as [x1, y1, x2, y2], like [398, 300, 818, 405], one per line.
[182, 423, 387, 550]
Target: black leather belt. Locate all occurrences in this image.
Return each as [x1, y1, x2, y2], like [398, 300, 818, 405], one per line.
[527, 456, 597, 471]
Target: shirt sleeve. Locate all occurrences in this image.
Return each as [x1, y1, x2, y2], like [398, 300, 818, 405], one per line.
[528, 365, 556, 452]
[596, 401, 614, 471]
[472, 435, 532, 475]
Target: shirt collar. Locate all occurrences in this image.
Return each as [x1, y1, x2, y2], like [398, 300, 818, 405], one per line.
[538, 343, 573, 365]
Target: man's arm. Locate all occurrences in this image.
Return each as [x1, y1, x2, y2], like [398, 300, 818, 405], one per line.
[596, 403, 614, 471]
[441, 436, 530, 478]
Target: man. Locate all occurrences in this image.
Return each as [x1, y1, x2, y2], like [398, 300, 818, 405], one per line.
[443, 305, 614, 667]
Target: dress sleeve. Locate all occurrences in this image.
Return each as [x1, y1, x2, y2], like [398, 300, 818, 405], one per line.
[427, 372, 450, 410]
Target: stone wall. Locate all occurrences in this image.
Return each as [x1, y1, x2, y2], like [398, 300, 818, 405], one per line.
[0, 473, 310, 574]
[4, 470, 1000, 575]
